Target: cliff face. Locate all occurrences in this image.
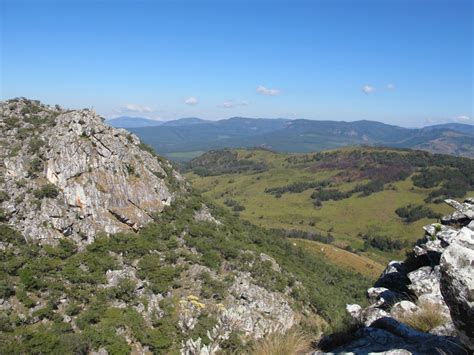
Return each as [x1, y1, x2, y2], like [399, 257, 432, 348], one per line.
[0, 98, 182, 246]
[318, 198, 474, 354]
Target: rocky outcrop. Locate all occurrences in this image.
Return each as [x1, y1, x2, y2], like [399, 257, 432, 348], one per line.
[225, 272, 295, 338]
[0, 98, 183, 246]
[319, 198, 474, 354]
[440, 227, 474, 350]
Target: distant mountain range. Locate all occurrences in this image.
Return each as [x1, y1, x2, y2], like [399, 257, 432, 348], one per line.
[106, 116, 207, 128]
[105, 116, 163, 128]
[107, 116, 474, 160]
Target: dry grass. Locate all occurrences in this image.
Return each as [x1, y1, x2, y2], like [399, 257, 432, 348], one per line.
[250, 329, 313, 355]
[397, 301, 448, 333]
[292, 239, 384, 279]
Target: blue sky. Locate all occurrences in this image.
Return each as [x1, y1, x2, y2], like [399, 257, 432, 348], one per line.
[1, 0, 472, 127]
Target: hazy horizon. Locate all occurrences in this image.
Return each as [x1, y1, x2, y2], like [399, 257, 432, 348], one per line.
[105, 113, 474, 129]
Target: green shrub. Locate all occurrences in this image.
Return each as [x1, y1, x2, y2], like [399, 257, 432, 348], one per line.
[28, 157, 44, 175]
[0, 278, 15, 299]
[201, 251, 222, 270]
[361, 233, 406, 251]
[200, 272, 226, 300]
[137, 255, 182, 294]
[0, 208, 7, 222]
[28, 137, 46, 154]
[395, 204, 441, 223]
[34, 184, 59, 199]
[0, 190, 9, 203]
[311, 188, 351, 202]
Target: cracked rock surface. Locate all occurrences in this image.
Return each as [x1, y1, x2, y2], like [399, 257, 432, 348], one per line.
[0, 98, 182, 247]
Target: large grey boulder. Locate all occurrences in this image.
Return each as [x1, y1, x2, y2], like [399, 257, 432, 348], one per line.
[440, 227, 474, 351]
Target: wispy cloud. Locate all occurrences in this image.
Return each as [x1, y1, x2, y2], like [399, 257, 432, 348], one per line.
[111, 103, 161, 119]
[218, 100, 249, 109]
[256, 85, 281, 96]
[184, 96, 198, 105]
[424, 118, 438, 125]
[386, 83, 395, 90]
[361, 85, 375, 94]
[119, 103, 152, 113]
[454, 115, 471, 122]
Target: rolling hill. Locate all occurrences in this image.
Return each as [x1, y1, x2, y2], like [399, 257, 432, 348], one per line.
[125, 117, 474, 160]
[185, 147, 474, 265]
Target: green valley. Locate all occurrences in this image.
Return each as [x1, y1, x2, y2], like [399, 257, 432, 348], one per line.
[185, 147, 474, 265]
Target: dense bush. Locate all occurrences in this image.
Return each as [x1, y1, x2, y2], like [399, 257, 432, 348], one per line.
[411, 158, 474, 201]
[0, 190, 9, 203]
[224, 198, 246, 212]
[33, 184, 59, 199]
[351, 180, 384, 197]
[28, 137, 46, 154]
[361, 233, 406, 252]
[395, 204, 441, 223]
[310, 188, 351, 202]
[265, 180, 329, 196]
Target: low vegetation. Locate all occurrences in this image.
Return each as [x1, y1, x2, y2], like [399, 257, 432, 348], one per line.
[33, 184, 60, 199]
[395, 204, 442, 223]
[250, 329, 313, 355]
[396, 301, 448, 333]
[0, 191, 372, 353]
[360, 233, 407, 252]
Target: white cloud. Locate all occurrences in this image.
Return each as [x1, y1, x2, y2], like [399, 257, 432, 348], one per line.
[184, 96, 198, 105]
[386, 83, 395, 90]
[218, 100, 249, 109]
[256, 85, 281, 96]
[220, 101, 235, 108]
[454, 115, 471, 122]
[362, 85, 375, 94]
[120, 103, 152, 113]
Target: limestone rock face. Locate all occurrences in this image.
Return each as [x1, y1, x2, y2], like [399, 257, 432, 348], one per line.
[0, 98, 183, 246]
[225, 273, 295, 338]
[440, 227, 474, 350]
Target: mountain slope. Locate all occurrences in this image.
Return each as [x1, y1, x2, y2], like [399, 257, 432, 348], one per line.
[0, 99, 372, 353]
[128, 117, 474, 160]
[423, 122, 474, 135]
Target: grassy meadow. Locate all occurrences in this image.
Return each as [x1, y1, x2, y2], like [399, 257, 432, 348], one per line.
[185, 147, 474, 268]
